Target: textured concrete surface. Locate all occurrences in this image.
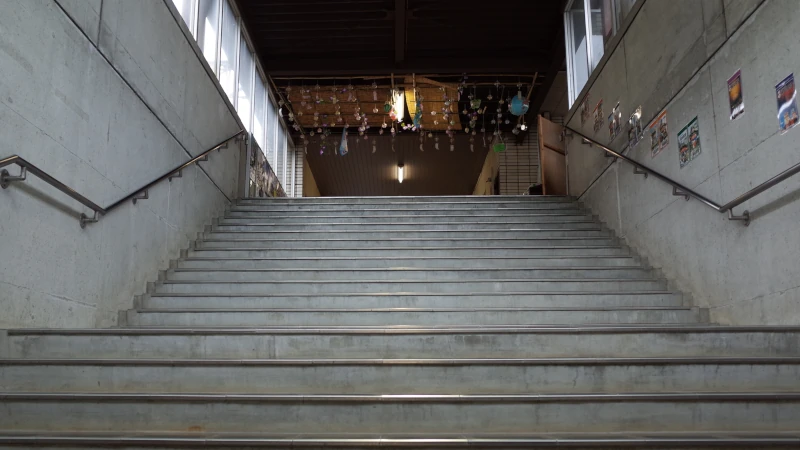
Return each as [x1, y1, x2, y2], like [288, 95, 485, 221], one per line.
[565, 0, 798, 324]
[0, 0, 242, 328]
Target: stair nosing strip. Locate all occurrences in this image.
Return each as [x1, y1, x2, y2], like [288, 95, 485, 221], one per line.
[10, 325, 800, 336]
[2, 392, 800, 403]
[3, 356, 800, 366]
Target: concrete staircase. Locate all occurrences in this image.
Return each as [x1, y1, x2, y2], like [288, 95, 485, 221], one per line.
[1, 195, 799, 448]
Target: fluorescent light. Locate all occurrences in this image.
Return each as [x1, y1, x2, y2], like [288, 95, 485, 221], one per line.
[397, 164, 404, 183]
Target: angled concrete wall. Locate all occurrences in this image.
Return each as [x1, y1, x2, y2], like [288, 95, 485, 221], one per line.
[565, 0, 800, 324]
[0, 0, 243, 328]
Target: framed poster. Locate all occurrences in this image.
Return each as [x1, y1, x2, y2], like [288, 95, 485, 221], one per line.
[776, 74, 799, 134]
[728, 70, 745, 121]
[678, 116, 701, 169]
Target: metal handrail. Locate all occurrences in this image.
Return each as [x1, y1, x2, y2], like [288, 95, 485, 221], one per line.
[566, 127, 800, 226]
[1, 130, 245, 228]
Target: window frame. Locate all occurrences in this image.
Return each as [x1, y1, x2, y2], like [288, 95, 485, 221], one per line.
[564, 0, 622, 106]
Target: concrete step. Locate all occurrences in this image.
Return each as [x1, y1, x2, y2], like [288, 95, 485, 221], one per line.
[226, 210, 588, 220]
[215, 221, 603, 231]
[1, 431, 799, 449]
[198, 237, 618, 250]
[154, 279, 669, 295]
[222, 213, 595, 224]
[188, 246, 631, 258]
[177, 256, 643, 270]
[206, 229, 612, 240]
[166, 267, 656, 282]
[143, 292, 685, 310]
[230, 203, 583, 213]
[1, 392, 799, 434]
[237, 195, 574, 205]
[123, 307, 703, 327]
[5, 326, 800, 359]
[3, 357, 797, 394]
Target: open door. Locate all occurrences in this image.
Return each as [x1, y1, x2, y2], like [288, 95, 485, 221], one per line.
[537, 115, 568, 195]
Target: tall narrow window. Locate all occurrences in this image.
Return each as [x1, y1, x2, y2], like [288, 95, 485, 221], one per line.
[589, 0, 614, 71]
[171, 0, 196, 34]
[219, 0, 238, 104]
[566, 1, 589, 104]
[237, 37, 254, 131]
[197, 0, 220, 73]
[253, 75, 267, 151]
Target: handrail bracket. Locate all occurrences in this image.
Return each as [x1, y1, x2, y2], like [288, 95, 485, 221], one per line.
[79, 211, 100, 229]
[633, 167, 649, 178]
[168, 170, 182, 182]
[1, 167, 27, 189]
[672, 186, 691, 201]
[132, 191, 149, 205]
[728, 209, 751, 226]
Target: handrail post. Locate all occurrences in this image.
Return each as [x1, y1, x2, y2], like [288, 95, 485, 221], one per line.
[728, 209, 751, 226]
[0, 167, 27, 189]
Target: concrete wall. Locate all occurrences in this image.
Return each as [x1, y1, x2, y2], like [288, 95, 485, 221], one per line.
[565, 0, 800, 324]
[0, 0, 243, 328]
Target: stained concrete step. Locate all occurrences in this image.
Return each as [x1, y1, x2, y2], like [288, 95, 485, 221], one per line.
[177, 256, 643, 270]
[222, 213, 595, 224]
[215, 221, 603, 231]
[230, 204, 583, 213]
[188, 246, 631, 258]
[1, 431, 799, 449]
[237, 195, 573, 205]
[143, 292, 684, 310]
[154, 279, 669, 295]
[3, 357, 797, 394]
[123, 307, 703, 327]
[206, 229, 612, 240]
[5, 327, 800, 359]
[226, 210, 588, 220]
[198, 237, 618, 250]
[166, 267, 656, 282]
[1, 392, 799, 434]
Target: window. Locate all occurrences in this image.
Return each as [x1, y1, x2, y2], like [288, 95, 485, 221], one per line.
[171, 0, 196, 34]
[565, 0, 628, 105]
[219, 0, 238, 104]
[266, 99, 277, 169]
[253, 74, 267, 151]
[237, 37, 254, 131]
[197, 0, 220, 73]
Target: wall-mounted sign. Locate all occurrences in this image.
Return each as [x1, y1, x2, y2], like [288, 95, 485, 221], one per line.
[592, 99, 604, 133]
[776, 73, 799, 134]
[649, 110, 669, 158]
[678, 116, 701, 169]
[628, 106, 644, 149]
[728, 70, 745, 121]
[608, 102, 622, 142]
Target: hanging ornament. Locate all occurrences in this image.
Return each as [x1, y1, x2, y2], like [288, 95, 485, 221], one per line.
[372, 139, 377, 153]
[510, 89, 530, 116]
[464, 127, 470, 133]
[434, 135, 440, 150]
[462, 108, 468, 115]
[379, 128, 385, 135]
[427, 132, 433, 138]
[486, 94, 493, 101]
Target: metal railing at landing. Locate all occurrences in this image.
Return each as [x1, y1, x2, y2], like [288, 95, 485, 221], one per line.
[0, 130, 245, 228]
[565, 127, 800, 226]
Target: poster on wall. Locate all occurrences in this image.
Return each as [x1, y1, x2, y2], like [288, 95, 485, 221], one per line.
[728, 70, 745, 121]
[776, 74, 799, 134]
[628, 106, 644, 149]
[678, 116, 701, 169]
[608, 103, 622, 141]
[592, 99, 604, 133]
[580, 94, 591, 126]
[649, 110, 669, 158]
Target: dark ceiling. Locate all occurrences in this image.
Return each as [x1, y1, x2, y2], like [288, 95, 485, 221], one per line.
[235, 0, 567, 196]
[236, 0, 566, 77]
